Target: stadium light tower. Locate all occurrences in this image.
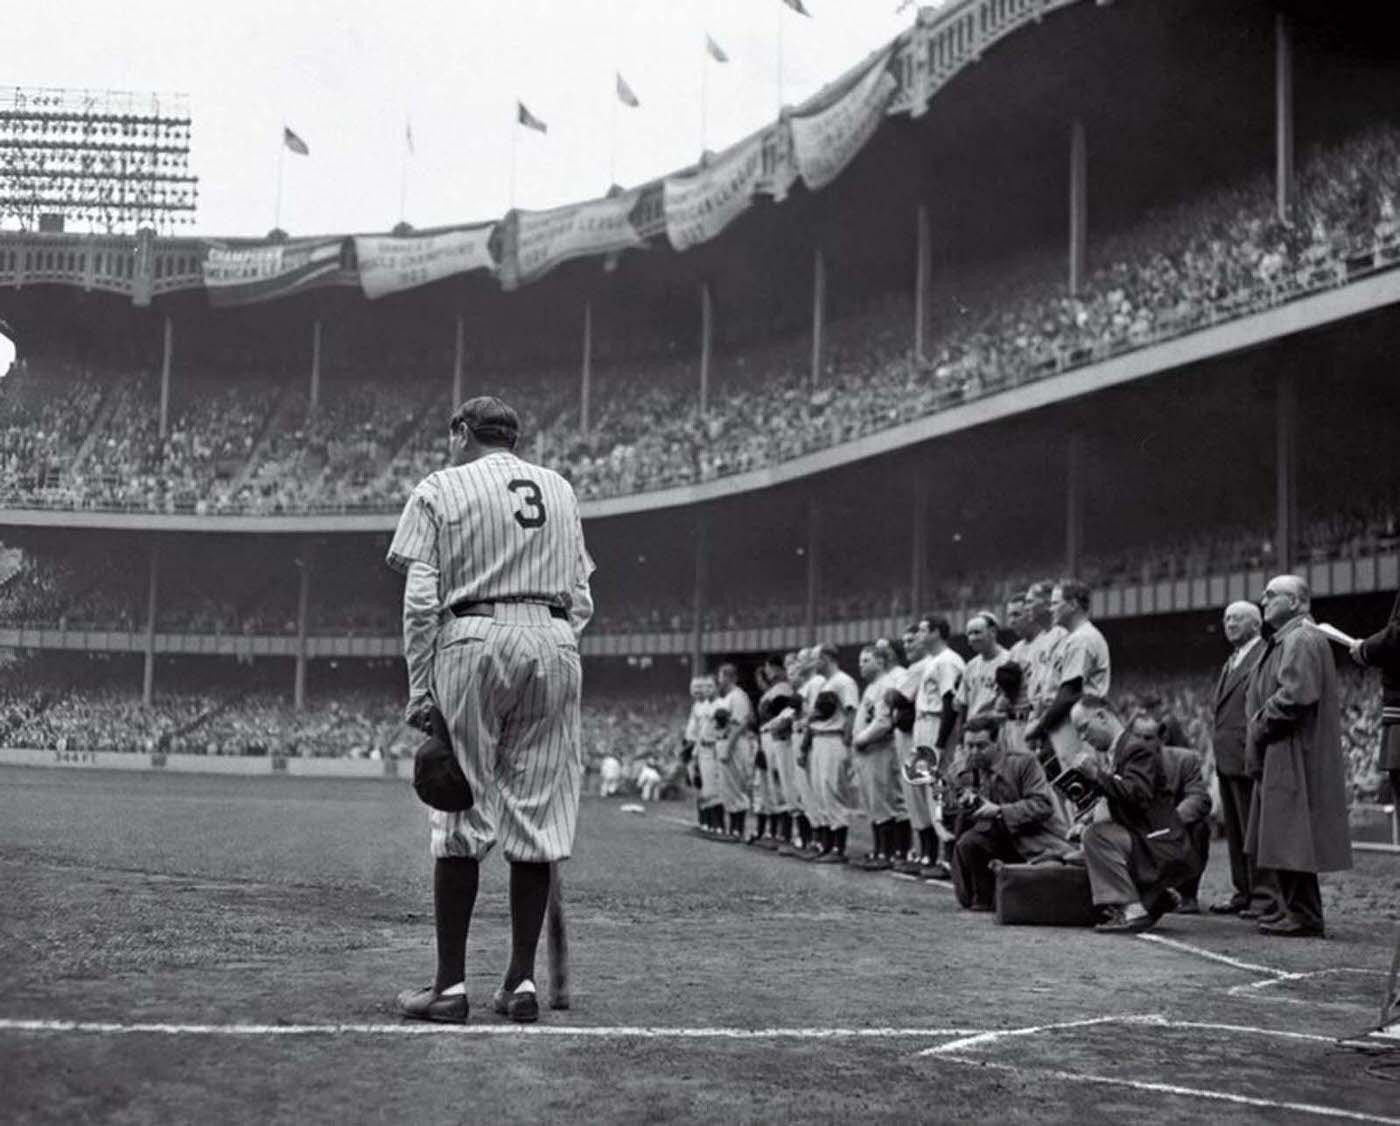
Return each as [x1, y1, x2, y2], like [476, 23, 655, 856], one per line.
[0, 87, 198, 233]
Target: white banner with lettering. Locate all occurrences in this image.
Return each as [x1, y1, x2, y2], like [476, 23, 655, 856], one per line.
[663, 137, 764, 252]
[354, 225, 496, 299]
[789, 53, 898, 191]
[504, 192, 645, 289]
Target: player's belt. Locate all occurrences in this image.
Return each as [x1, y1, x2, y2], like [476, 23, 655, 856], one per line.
[451, 598, 567, 621]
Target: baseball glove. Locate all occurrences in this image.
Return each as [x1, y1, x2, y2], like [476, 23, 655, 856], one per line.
[711, 706, 731, 731]
[994, 660, 1025, 700]
[771, 713, 795, 739]
[412, 705, 474, 813]
[812, 690, 840, 722]
[884, 687, 916, 733]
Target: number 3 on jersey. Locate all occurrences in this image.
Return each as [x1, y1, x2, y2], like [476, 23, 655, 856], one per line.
[507, 479, 547, 529]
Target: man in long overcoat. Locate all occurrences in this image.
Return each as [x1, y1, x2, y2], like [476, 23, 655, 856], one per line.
[1245, 575, 1353, 938]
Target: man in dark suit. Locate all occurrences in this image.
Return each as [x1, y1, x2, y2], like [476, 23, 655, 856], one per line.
[1073, 695, 1195, 934]
[1245, 576, 1353, 938]
[1208, 601, 1278, 919]
[1131, 713, 1212, 914]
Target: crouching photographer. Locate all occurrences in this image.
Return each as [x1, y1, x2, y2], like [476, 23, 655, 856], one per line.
[1071, 695, 1198, 934]
[949, 716, 1072, 912]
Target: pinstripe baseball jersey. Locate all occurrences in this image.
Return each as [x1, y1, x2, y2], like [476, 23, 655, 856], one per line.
[958, 648, 1010, 719]
[387, 450, 595, 632]
[1025, 625, 1068, 713]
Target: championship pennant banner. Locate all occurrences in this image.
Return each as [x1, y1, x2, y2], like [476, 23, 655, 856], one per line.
[789, 52, 899, 191]
[500, 192, 646, 290]
[663, 136, 764, 252]
[202, 238, 358, 307]
[353, 225, 497, 299]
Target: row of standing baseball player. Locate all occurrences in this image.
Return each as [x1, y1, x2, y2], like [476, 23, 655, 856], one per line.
[679, 577, 1359, 938]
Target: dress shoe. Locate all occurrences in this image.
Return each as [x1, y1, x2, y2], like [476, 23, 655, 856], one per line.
[492, 984, 541, 1023]
[1210, 898, 1248, 915]
[863, 856, 893, 871]
[919, 862, 951, 881]
[1258, 917, 1325, 939]
[891, 858, 924, 876]
[813, 850, 848, 865]
[1174, 896, 1202, 915]
[1254, 909, 1286, 926]
[966, 902, 994, 913]
[396, 986, 469, 1024]
[1095, 905, 1158, 934]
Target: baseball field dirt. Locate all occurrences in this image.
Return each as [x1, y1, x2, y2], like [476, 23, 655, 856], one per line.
[2, 765, 1398, 1124]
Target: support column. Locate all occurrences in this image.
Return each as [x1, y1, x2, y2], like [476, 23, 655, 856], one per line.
[142, 540, 159, 708]
[1275, 11, 1295, 224]
[914, 203, 930, 363]
[1065, 430, 1083, 577]
[1068, 119, 1087, 298]
[699, 281, 713, 415]
[158, 315, 173, 440]
[1275, 371, 1297, 573]
[810, 247, 826, 386]
[690, 512, 709, 677]
[451, 311, 464, 406]
[581, 300, 593, 436]
[911, 473, 928, 613]
[293, 539, 314, 711]
[805, 498, 820, 638]
[309, 318, 323, 410]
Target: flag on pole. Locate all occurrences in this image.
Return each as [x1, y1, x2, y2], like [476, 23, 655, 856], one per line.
[780, 0, 812, 15]
[517, 101, 548, 133]
[616, 73, 640, 108]
[405, 117, 415, 155]
[282, 126, 310, 155]
[705, 33, 729, 63]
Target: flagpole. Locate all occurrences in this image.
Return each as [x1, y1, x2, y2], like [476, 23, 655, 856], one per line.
[399, 143, 409, 225]
[275, 128, 285, 231]
[776, 4, 785, 117]
[509, 110, 519, 210]
[700, 38, 709, 155]
[610, 82, 618, 190]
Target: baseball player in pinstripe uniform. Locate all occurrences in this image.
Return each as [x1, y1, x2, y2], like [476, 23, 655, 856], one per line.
[1025, 580, 1110, 772]
[753, 655, 794, 847]
[764, 652, 806, 852]
[1019, 580, 1068, 773]
[807, 643, 860, 863]
[1003, 594, 1035, 753]
[906, 614, 965, 880]
[690, 676, 724, 834]
[780, 647, 824, 857]
[850, 640, 906, 870]
[715, 663, 755, 841]
[388, 396, 594, 1026]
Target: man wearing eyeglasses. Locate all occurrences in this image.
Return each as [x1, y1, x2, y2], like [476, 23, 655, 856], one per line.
[1244, 576, 1352, 938]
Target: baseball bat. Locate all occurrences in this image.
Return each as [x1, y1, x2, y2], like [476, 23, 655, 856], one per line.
[546, 860, 570, 1010]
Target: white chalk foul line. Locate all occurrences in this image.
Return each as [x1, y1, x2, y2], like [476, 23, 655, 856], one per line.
[0, 1018, 983, 1041]
[927, 1056, 1400, 1126]
[1135, 932, 1296, 979]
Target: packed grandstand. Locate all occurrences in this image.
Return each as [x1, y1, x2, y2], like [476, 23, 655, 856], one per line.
[0, 0, 1397, 819]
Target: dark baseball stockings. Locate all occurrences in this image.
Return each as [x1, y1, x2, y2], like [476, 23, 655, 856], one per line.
[505, 861, 552, 990]
[433, 857, 479, 992]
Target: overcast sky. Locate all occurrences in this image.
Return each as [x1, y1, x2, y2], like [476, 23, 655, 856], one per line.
[5, 0, 926, 238]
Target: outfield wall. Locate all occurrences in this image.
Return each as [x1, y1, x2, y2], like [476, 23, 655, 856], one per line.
[0, 747, 402, 780]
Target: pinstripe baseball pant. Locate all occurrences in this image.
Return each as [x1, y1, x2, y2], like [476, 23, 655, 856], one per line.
[853, 741, 902, 823]
[428, 603, 582, 864]
[897, 728, 938, 831]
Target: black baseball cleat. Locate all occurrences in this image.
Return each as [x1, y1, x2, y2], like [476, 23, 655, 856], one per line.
[493, 983, 541, 1023]
[396, 985, 469, 1024]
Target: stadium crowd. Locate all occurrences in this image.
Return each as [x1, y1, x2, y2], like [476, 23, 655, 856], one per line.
[1, 128, 1398, 513]
[675, 577, 1393, 936]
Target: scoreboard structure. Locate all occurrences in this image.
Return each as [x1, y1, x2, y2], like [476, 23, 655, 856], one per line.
[0, 86, 197, 234]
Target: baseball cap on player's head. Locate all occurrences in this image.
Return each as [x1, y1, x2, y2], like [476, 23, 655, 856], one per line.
[818, 642, 839, 661]
[451, 395, 520, 449]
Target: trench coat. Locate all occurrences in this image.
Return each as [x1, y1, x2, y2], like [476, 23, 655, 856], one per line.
[1243, 614, 1353, 874]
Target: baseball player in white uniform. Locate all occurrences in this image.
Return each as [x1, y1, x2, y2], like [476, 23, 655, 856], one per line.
[1020, 580, 1068, 769]
[851, 640, 906, 870]
[806, 643, 860, 863]
[690, 677, 723, 834]
[1025, 579, 1110, 771]
[907, 614, 966, 880]
[715, 663, 755, 841]
[754, 655, 797, 848]
[956, 613, 1011, 757]
[389, 396, 593, 1026]
[781, 647, 824, 857]
[892, 624, 932, 874]
[1003, 594, 1035, 753]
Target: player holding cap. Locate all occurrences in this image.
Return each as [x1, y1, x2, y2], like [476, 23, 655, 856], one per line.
[388, 395, 594, 1026]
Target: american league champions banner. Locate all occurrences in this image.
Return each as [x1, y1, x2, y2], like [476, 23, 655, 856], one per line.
[202, 237, 358, 307]
[663, 137, 764, 253]
[789, 52, 898, 192]
[500, 193, 646, 290]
